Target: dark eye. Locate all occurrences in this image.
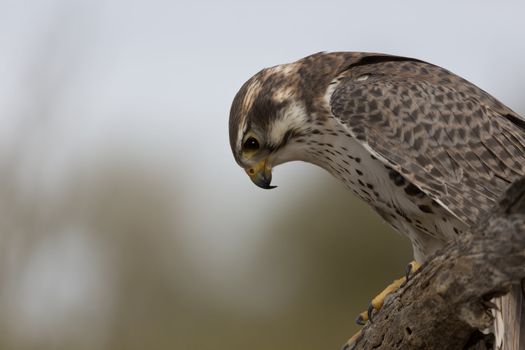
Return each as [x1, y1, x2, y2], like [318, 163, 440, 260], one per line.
[243, 137, 260, 151]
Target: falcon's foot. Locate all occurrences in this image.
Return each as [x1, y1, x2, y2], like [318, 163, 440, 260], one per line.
[355, 261, 421, 325]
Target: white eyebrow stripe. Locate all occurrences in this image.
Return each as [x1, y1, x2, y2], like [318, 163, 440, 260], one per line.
[268, 102, 308, 147]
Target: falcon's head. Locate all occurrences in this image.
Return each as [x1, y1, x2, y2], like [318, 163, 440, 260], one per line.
[229, 52, 355, 189]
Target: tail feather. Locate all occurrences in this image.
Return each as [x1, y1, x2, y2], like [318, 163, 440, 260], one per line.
[493, 284, 525, 350]
[521, 292, 525, 350]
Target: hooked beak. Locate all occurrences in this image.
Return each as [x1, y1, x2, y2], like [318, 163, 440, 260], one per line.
[245, 159, 277, 189]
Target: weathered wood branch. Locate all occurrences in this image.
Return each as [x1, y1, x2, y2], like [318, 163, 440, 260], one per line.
[347, 177, 525, 350]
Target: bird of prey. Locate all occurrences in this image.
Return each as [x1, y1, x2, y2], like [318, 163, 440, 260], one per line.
[228, 52, 525, 349]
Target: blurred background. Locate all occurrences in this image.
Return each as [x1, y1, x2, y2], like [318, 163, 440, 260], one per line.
[0, 1, 524, 349]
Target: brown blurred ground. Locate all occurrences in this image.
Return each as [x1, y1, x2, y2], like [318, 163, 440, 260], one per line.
[0, 156, 411, 350]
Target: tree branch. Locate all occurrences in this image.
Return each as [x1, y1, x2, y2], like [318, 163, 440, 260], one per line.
[346, 177, 525, 350]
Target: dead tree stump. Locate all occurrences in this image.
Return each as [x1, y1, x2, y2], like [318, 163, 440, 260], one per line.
[347, 177, 525, 350]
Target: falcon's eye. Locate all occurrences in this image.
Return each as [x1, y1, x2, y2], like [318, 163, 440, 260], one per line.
[243, 137, 260, 152]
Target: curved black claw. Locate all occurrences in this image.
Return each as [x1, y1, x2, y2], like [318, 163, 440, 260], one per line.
[355, 314, 366, 326]
[367, 304, 375, 323]
[400, 262, 415, 288]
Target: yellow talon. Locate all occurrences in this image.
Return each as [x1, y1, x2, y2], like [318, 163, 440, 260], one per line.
[371, 276, 406, 310]
[355, 260, 421, 325]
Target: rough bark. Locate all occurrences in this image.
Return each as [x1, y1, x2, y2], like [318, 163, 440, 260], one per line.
[346, 177, 525, 350]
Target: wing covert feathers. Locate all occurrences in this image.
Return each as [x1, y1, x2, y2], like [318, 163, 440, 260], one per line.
[330, 59, 525, 225]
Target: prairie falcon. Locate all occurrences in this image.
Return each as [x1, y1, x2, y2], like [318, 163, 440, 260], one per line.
[228, 52, 525, 349]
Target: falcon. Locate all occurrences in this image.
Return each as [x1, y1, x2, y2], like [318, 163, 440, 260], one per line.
[228, 52, 525, 349]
